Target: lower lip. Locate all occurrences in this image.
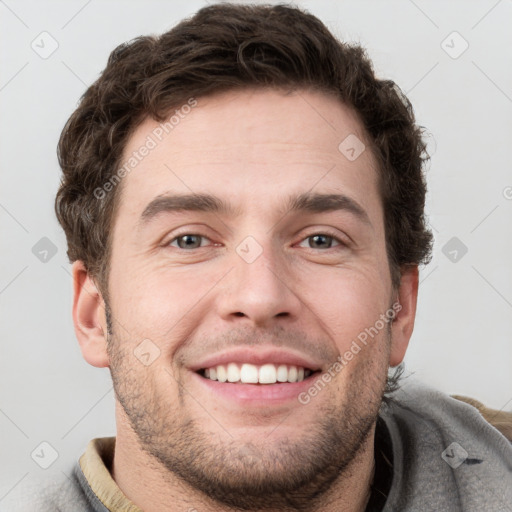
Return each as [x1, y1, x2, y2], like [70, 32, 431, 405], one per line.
[191, 371, 319, 407]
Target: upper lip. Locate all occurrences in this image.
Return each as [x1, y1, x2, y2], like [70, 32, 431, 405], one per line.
[188, 347, 324, 372]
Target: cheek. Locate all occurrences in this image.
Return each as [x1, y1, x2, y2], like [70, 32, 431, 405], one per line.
[109, 259, 221, 344]
[299, 266, 390, 348]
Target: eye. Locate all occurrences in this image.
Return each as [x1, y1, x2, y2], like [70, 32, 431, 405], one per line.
[297, 233, 344, 250]
[165, 232, 346, 251]
[168, 234, 212, 250]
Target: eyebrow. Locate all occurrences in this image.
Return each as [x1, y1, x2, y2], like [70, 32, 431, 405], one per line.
[139, 191, 371, 227]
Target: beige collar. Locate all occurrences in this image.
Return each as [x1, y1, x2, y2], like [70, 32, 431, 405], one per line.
[79, 437, 143, 512]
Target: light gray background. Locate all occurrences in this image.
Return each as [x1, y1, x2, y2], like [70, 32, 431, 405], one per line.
[1, 0, 511, 501]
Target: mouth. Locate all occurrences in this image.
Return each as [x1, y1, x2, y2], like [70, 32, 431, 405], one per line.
[196, 363, 322, 384]
[189, 348, 326, 405]
[192, 363, 323, 406]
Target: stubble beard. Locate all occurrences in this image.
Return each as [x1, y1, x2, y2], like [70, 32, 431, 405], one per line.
[106, 305, 388, 511]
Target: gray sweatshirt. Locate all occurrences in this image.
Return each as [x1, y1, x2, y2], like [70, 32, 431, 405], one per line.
[3, 377, 512, 511]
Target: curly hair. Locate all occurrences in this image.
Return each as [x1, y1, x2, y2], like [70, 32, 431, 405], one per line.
[55, 3, 433, 397]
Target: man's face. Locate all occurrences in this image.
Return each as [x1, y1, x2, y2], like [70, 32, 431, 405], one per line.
[104, 88, 404, 508]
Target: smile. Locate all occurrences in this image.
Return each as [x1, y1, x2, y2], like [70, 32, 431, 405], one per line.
[198, 363, 319, 384]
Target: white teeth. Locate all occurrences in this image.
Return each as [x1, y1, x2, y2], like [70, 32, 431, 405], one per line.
[202, 363, 314, 384]
[227, 362, 240, 382]
[217, 365, 227, 382]
[287, 366, 298, 383]
[259, 364, 277, 384]
[276, 364, 288, 382]
[240, 363, 259, 383]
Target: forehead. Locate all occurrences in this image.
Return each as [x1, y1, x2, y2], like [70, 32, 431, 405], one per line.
[116, 88, 381, 222]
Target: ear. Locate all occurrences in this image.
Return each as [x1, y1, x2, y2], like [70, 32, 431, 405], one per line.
[72, 260, 109, 368]
[389, 265, 419, 367]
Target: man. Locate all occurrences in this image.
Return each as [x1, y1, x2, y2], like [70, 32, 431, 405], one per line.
[9, 3, 511, 511]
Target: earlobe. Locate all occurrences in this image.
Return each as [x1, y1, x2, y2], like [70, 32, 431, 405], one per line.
[389, 265, 419, 367]
[72, 261, 109, 368]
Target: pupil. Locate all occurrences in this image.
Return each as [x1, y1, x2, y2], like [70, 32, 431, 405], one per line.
[179, 235, 200, 249]
[311, 234, 330, 248]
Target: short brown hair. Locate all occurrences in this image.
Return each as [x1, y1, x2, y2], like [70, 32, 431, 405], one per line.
[56, 2, 432, 296]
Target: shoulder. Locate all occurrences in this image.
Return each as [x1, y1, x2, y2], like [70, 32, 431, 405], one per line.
[1, 463, 101, 512]
[387, 376, 512, 447]
[380, 377, 512, 511]
[450, 393, 512, 442]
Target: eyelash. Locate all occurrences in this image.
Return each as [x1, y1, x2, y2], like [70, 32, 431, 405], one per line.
[166, 231, 347, 251]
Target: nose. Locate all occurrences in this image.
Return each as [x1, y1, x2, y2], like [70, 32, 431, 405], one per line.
[216, 237, 303, 328]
